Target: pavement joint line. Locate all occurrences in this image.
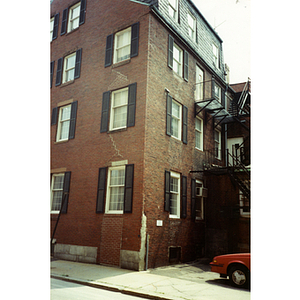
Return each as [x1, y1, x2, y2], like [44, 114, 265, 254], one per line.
[51, 274, 174, 300]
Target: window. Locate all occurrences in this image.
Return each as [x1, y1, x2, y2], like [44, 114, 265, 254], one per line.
[214, 129, 221, 159]
[171, 100, 182, 140]
[195, 180, 204, 220]
[173, 44, 183, 77]
[214, 83, 221, 103]
[168, 35, 189, 80]
[96, 164, 134, 214]
[195, 118, 203, 151]
[168, 0, 178, 21]
[110, 88, 128, 130]
[68, 2, 80, 32]
[114, 27, 131, 63]
[51, 101, 78, 141]
[166, 93, 188, 144]
[188, 12, 196, 40]
[170, 171, 180, 218]
[239, 190, 250, 217]
[105, 23, 139, 67]
[55, 49, 82, 86]
[195, 66, 204, 101]
[50, 17, 54, 41]
[57, 105, 71, 141]
[105, 166, 126, 213]
[61, 0, 86, 35]
[212, 44, 220, 69]
[100, 83, 137, 132]
[50, 172, 71, 214]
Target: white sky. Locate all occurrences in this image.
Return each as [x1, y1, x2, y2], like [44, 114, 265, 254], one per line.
[193, 0, 251, 84]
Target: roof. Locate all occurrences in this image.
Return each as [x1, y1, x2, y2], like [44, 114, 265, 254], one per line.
[230, 81, 251, 93]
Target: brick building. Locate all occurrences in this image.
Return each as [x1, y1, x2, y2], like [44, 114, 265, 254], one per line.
[50, 0, 250, 270]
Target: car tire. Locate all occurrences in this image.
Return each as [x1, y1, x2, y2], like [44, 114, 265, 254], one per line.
[228, 265, 250, 288]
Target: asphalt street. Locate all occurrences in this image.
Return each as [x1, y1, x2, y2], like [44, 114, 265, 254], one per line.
[51, 278, 148, 300]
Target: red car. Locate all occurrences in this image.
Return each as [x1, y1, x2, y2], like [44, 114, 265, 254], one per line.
[210, 253, 250, 288]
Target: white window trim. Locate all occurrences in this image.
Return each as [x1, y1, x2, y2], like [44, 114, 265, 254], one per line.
[173, 43, 183, 77]
[50, 173, 64, 214]
[214, 129, 221, 159]
[168, 0, 178, 21]
[171, 100, 182, 140]
[113, 27, 131, 64]
[188, 12, 196, 41]
[67, 2, 81, 33]
[212, 43, 220, 69]
[56, 104, 71, 142]
[105, 165, 125, 214]
[109, 87, 129, 131]
[195, 117, 203, 151]
[50, 17, 54, 41]
[169, 171, 180, 219]
[195, 180, 204, 220]
[214, 84, 221, 103]
[195, 65, 204, 101]
[62, 52, 76, 84]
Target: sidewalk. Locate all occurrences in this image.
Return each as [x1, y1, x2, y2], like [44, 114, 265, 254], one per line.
[51, 259, 250, 300]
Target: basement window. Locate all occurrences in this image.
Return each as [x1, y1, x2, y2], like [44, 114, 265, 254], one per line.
[169, 246, 181, 264]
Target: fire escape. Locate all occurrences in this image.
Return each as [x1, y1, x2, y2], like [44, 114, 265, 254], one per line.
[193, 78, 251, 212]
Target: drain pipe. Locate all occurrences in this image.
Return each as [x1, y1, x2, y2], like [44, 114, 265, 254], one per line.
[145, 234, 150, 270]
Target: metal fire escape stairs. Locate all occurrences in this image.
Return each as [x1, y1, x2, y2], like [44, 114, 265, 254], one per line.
[193, 78, 251, 202]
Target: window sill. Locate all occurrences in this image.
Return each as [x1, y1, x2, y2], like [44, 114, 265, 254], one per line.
[65, 27, 80, 36]
[108, 127, 127, 134]
[54, 139, 69, 145]
[105, 212, 123, 215]
[195, 147, 204, 152]
[60, 80, 75, 88]
[112, 59, 131, 69]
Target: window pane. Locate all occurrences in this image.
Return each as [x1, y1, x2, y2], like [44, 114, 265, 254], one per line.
[52, 191, 63, 211]
[60, 121, 70, 140]
[113, 106, 127, 128]
[66, 55, 76, 69]
[188, 14, 194, 28]
[113, 90, 128, 107]
[110, 169, 125, 186]
[195, 131, 200, 149]
[53, 175, 64, 190]
[72, 5, 80, 19]
[61, 106, 71, 121]
[109, 187, 124, 210]
[170, 177, 178, 193]
[195, 118, 201, 131]
[170, 193, 177, 215]
[172, 102, 180, 118]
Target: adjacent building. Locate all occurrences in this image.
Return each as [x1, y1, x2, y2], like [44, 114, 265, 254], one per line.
[50, 0, 250, 270]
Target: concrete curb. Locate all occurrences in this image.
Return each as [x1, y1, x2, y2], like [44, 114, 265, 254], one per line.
[51, 274, 173, 300]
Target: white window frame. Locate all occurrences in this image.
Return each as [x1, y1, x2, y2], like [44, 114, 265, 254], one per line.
[50, 17, 54, 41]
[105, 166, 126, 214]
[173, 43, 183, 77]
[109, 87, 129, 131]
[195, 65, 204, 101]
[214, 84, 221, 103]
[195, 180, 204, 220]
[188, 12, 196, 41]
[113, 27, 131, 64]
[67, 2, 81, 33]
[195, 117, 203, 151]
[62, 52, 76, 84]
[170, 171, 180, 219]
[56, 104, 71, 142]
[239, 190, 250, 217]
[50, 173, 64, 214]
[212, 43, 220, 69]
[214, 129, 221, 159]
[168, 0, 178, 21]
[171, 100, 182, 140]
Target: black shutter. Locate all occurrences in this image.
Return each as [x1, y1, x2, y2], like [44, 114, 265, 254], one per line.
[52, 13, 59, 40]
[164, 170, 170, 212]
[105, 34, 113, 67]
[50, 61, 54, 88]
[69, 101, 78, 139]
[79, 0, 86, 25]
[182, 105, 188, 144]
[74, 48, 82, 79]
[51, 107, 58, 125]
[130, 22, 139, 58]
[184, 51, 189, 81]
[100, 91, 111, 132]
[221, 88, 225, 107]
[127, 83, 137, 127]
[61, 171, 71, 213]
[61, 8, 68, 35]
[55, 57, 63, 86]
[168, 35, 174, 69]
[96, 167, 107, 213]
[166, 93, 172, 136]
[124, 164, 134, 213]
[191, 179, 196, 221]
[181, 176, 187, 218]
